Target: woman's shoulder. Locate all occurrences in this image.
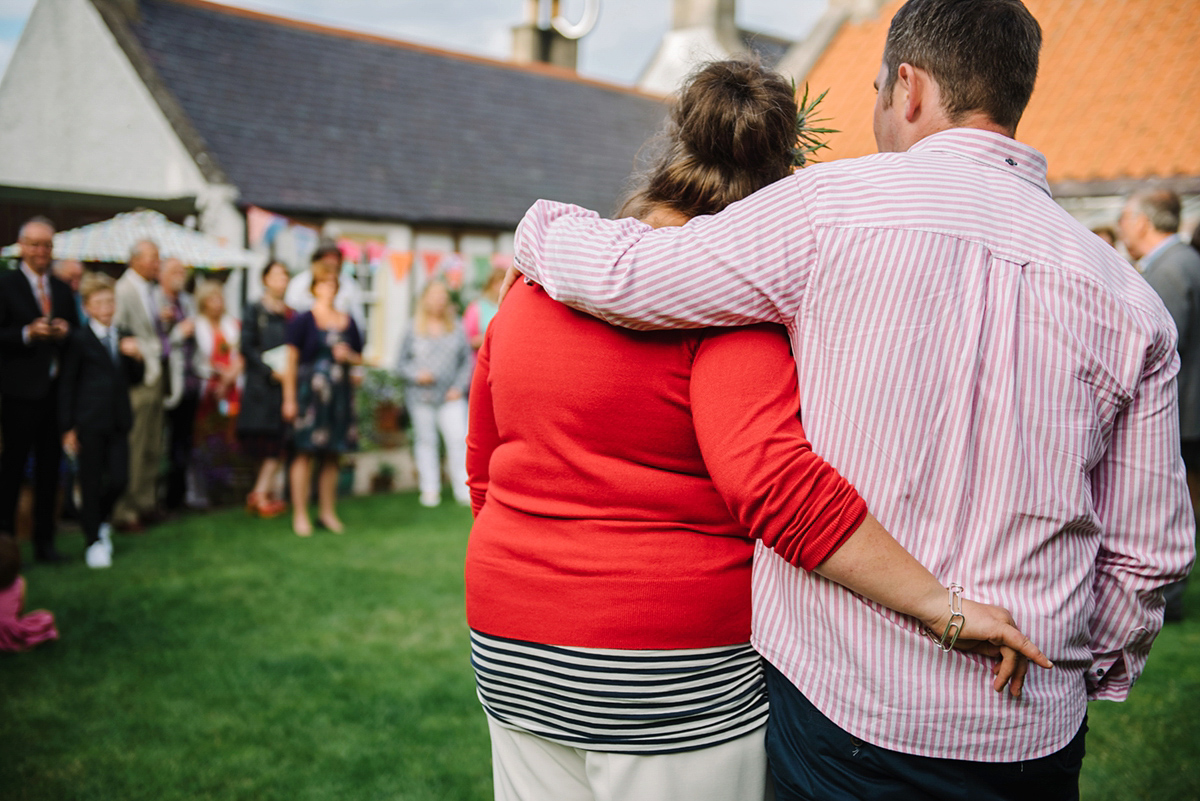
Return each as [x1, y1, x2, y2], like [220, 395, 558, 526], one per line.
[287, 309, 316, 335]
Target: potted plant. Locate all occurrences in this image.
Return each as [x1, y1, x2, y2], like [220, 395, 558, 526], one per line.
[371, 462, 396, 494]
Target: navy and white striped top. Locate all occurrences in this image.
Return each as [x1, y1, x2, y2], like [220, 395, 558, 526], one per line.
[471, 629, 767, 755]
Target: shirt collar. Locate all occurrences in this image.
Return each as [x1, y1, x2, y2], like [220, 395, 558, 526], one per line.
[1139, 234, 1180, 273]
[909, 128, 1052, 197]
[19, 261, 46, 289]
[125, 268, 149, 290]
[89, 319, 112, 340]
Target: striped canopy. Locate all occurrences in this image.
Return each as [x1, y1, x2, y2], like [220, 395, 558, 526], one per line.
[3, 210, 261, 269]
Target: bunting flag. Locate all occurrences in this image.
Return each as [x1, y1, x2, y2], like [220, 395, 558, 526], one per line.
[443, 253, 465, 289]
[389, 251, 413, 282]
[421, 251, 442, 276]
[472, 254, 493, 286]
[366, 241, 386, 265]
[291, 226, 319, 262]
[337, 238, 364, 264]
[491, 252, 514, 271]
[247, 206, 288, 249]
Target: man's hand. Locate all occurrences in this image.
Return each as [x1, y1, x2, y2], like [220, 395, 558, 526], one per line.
[445, 387, 463, 402]
[332, 342, 355, 365]
[49, 318, 70, 339]
[25, 318, 53, 342]
[282, 398, 297, 422]
[176, 318, 195, 340]
[497, 265, 525, 304]
[119, 337, 142, 360]
[923, 596, 1053, 697]
[415, 369, 435, 386]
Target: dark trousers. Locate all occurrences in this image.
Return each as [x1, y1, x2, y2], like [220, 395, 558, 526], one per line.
[165, 390, 199, 510]
[0, 393, 62, 558]
[763, 661, 1087, 801]
[77, 428, 129, 546]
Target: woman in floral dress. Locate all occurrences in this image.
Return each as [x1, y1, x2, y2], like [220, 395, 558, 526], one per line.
[282, 259, 363, 536]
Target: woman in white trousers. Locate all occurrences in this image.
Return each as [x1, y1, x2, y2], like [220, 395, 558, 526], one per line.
[397, 280, 473, 507]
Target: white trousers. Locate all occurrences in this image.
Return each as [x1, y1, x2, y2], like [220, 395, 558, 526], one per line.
[409, 398, 469, 502]
[488, 718, 772, 801]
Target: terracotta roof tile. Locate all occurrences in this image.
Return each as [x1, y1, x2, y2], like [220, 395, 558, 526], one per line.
[800, 0, 1200, 187]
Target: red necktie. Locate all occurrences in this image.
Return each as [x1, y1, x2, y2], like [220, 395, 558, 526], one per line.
[37, 277, 51, 317]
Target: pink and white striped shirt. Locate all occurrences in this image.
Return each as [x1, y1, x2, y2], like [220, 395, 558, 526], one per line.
[513, 128, 1196, 762]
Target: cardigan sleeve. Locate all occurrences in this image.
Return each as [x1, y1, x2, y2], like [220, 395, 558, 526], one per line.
[241, 303, 271, 378]
[450, 326, 474, 393]
[395, 329, 420, 383]
[465, 326, 499, 516]
[690, 324, 866, 571]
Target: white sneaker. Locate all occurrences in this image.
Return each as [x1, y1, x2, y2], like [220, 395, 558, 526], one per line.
[419, 492, 441, 508]
[85, 540, 112, 569]
[98, 523, 113, 556]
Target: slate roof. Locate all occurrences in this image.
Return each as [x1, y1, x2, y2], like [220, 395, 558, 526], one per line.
[797, 0, 1200, 194]
[96, 0, 670, 227]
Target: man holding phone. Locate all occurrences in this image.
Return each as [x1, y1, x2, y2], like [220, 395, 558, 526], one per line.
[0, 217, 79, 562]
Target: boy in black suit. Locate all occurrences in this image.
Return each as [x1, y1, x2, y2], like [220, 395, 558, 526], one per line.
[59, 273, 143, 569]
[0, 217, 79, 562]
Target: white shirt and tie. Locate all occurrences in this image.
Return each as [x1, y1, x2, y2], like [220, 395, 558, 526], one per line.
[19, 261, 58, 377]
[90, 319, 119, 364]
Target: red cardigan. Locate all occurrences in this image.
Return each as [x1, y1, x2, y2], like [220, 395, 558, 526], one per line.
[465, 281, 866, 649]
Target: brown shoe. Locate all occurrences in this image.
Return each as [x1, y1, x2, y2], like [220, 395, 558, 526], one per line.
[115, 519, 144, 534]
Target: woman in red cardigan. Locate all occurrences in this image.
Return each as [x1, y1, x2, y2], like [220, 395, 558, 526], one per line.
[466, 60, 1047, 801]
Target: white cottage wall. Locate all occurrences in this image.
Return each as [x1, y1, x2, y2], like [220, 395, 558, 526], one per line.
[0, 0, 208, 201]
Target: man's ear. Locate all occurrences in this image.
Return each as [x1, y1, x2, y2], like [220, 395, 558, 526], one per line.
[896, 63, 924, 123]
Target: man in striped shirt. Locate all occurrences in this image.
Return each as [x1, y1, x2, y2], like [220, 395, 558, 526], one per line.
[508, 0, 1195, 797]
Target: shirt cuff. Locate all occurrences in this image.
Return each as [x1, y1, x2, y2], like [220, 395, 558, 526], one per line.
[1085, 646, 1135, 701]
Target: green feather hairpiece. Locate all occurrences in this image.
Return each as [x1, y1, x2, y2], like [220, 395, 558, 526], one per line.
[792, 83, 838, 168]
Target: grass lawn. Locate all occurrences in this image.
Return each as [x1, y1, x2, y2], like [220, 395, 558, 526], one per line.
[2, 492, 1197, 800]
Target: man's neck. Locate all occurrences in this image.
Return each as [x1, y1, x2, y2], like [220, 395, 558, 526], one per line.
[1142, 231, 1173, 255]
[907, 116, 1014, 151]
[20, 261, 47, 278]
[1139, 232, 1177, 265]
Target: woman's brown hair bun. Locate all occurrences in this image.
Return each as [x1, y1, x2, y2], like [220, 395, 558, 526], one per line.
[625, 59, 799, 220]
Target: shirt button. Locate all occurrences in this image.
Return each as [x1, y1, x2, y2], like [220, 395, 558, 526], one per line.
[1095, 669, 1105, 676]
[1005, 158, 1018, 167]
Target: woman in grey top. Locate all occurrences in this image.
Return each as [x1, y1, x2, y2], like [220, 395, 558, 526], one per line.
[397, 280, 473, 506]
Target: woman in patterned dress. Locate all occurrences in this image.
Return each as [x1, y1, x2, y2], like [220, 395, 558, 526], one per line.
[282, 259, 363, 536]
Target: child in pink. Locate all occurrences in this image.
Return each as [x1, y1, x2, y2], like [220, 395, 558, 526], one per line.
[0, 535, 58, 652]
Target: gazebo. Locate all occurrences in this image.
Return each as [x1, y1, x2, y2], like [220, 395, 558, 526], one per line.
[3, 209, 261, 270]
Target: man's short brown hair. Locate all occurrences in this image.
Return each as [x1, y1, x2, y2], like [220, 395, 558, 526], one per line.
[883, 0, 1041, 132]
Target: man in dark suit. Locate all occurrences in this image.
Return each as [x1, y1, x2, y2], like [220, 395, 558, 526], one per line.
[1120, 188, 1200, 620]
[0, 217, 80, 562]
[59, 273, 143, 569]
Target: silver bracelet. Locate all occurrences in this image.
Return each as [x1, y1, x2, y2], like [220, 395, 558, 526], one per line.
[925, 583, 965, 651]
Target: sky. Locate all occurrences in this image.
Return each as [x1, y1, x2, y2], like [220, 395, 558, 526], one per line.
[0, 0, 829, 86]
